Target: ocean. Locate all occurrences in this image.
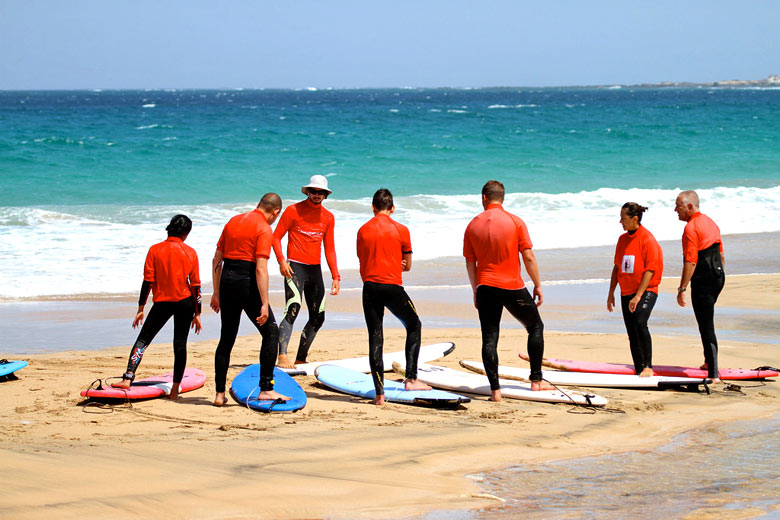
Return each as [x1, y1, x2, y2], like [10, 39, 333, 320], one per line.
[1, 87, 779, 299]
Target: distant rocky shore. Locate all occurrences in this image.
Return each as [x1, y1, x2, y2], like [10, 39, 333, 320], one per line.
[605, 74, 779, 88]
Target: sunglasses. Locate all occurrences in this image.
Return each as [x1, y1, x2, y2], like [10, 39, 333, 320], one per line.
[309, 189, 328, 196]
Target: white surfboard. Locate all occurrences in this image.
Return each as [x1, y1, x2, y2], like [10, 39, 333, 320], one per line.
[281, 342, 455, 376]
[412, 363, 608, 406]
[459, 360, 711, 389]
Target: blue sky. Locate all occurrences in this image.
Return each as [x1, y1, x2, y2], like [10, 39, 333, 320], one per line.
[1, 0, 778, 89]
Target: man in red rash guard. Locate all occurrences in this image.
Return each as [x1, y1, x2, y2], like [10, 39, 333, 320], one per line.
[111, 214, 202, 400]
[607, 203, 664, 376]
[272, 175, 341, 368]
[210, 193, 289, 407]
[463, 180, 554, 401]
[356, 188, 431, 406]
[674, 190, 726, 380]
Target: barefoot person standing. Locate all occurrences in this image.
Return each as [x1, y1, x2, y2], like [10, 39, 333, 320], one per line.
[272, 175, 341, 369]
[356, 188, 431, 406]
[112, 215, 202, 400]
[674, 190, 725, 380]
[210, 193, 289, 407]
[463, 180, 553, 401]
[606, 203, 664, 377]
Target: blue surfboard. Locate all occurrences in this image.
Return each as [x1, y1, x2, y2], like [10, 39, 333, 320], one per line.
[230, 364, 307, 413]
[314, 364, 470, 406]
[0, 360, 27, 379]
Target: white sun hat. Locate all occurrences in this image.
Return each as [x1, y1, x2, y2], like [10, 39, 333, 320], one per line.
[301, 174, 332, 195]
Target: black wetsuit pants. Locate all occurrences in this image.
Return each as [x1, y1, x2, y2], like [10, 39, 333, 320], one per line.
[362, 281, 422, 396]
[214, 259, 278, 393]
[124, 297, 194, 383]
[691, 243, 725, 378]
[620, 291, 657, 374]
[476, 285, 544, 390]
[278, 261, 326, 363]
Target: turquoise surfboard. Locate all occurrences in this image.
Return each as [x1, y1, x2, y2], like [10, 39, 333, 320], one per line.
[0, 360, 27, 379]
[231, 364, 307, 413]
[314, 364, 470, 406]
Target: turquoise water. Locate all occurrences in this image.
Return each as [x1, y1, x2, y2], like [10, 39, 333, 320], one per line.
[1, 88, 779, 297]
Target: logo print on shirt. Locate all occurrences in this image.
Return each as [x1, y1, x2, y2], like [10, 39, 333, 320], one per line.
[621, 255, 635, 274]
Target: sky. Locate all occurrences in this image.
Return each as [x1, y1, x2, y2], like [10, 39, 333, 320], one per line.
[1, 0, 778, 90]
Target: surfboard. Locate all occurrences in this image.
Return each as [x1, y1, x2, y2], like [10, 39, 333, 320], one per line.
[520, 354, 779, 380]
[412, 363, 608, 406]
[459, 360, 711, 389]
[80, 368, 206, 399]
[0, 360, 27, 379]
[230, 365, 307, 413]
[281, 341, 455, 376]
[314, 364, 470, 406]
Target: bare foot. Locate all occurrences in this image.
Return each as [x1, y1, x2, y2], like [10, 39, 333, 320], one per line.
[639, 367, 655, 377]
[168, 382, 180, 400]
[404, 378, 432, 391]
[531, 380, 556, 391]
[699, 363, 708, 370]
[213, 392, 228, 407]
[489, 389, 502, 402]
[258, 390, 291, 401]
[111, 378, 132, 389]
[276, 354, 295, 369]
[373, 394, 386, 405]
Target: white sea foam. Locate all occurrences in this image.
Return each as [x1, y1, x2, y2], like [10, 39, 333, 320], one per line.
[142, 103, 156, 108]
[2, 186, 779, 298]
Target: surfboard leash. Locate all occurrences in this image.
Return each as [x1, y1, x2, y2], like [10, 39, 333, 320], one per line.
[542, 378, 625, 415]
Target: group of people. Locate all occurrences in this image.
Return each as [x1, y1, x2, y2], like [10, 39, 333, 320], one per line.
[111, 177, 726, 405]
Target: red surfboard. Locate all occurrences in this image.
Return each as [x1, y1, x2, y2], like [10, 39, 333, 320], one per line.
[80, 368, 206, 399]
[519, 354, 778, 380]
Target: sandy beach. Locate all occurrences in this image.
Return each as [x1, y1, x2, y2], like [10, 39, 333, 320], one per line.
[1, 272, 778, 519]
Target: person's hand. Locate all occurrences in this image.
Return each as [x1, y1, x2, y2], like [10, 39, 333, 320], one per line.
[210, 294, 220, 313]
[533, 286, 544, 307]
[191, 315, 202, 334]
[677, 291, 687, 307]
[132, 311, 144, 329]
[628, 294, 641, 313]
[607, 293, 615, 312]
[279, 260, 293, 279]
[330, 279, 340, 296]
[256, 303, 269, 325]
[401, 259, 408, 270]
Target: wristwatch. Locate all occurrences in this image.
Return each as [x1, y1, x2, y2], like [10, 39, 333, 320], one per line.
[677, 287, 687, 293]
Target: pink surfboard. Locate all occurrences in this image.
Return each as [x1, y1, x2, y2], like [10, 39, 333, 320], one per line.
[519, 354, 778, 380]
[80, 368, 206, 399]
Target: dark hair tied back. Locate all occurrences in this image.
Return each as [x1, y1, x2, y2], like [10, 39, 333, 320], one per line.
[621, 202, 648, 223]
[166, 214, 192, 237]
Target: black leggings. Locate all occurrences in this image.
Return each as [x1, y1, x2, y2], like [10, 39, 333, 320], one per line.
[620, 291, 657, 374]
[692, 275, 725, 378]
[278, 261, 326, 363]
[476, 285, 544, 390]
[362, 281, 422, 396]
[124, 297, 195, 383]
[214, 260, 278, 393]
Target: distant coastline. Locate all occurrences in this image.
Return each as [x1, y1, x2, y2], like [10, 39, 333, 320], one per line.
[602, 74, 779, 89]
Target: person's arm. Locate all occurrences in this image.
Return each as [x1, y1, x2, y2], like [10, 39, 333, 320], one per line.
[607, 265, 618, 312]
[272, 209, 293, 278]
[210, 250, 224, 313]
[255, 257, 270, 325]
[466, 260, 478, 308]
[521, 249, 543, 306]
[402, 252, 413, 272]
[323, 217, 340, 295]
[133, 280, 152, 328]
[677, 261, 696, 307]
[629, 270, 654, 312]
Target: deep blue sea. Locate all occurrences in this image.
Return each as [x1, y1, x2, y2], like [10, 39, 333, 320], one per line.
[1, 87, 779, 298]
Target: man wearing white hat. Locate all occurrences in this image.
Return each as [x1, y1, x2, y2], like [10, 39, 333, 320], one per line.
[272, 175, 341, 368]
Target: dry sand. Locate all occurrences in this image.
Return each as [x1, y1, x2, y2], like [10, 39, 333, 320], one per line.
[1, 276, 778, 519]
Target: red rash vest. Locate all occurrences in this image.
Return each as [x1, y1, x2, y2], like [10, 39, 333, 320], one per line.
[144, 237, 201, 303]
[217, 209, 273, 262]
[356, 213, 412, 285]
[463, 203, 532, 290]
[613, 225, 664, 296]
[682, 212, 723, 264]
[272, 199, 340, 280]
